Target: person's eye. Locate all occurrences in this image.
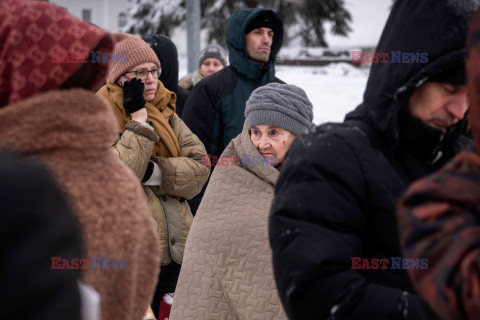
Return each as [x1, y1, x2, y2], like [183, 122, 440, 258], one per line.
[268, 32, 274, 38]
[270, 130, 278, 136]
[137, 70, 148, 78]
[440, 83, 457, 94]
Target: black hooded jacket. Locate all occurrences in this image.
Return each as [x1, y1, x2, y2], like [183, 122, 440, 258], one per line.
[182, 8, 284, 159]
[142, 34, 189, 118]
[182, 8, 284, 214]
[269, 1, 476, 319]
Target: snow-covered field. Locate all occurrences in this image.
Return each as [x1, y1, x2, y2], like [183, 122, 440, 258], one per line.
[173, 0, 388, 126]
[179, 62, 371, 126]
[276, 63, 370, 125]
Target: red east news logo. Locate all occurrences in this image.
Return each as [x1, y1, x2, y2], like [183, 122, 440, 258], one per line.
[50, 51, 128, 64]
[351, 257, 428, 270]
[51, 257, 128, 270]
[350, 51, 428, 64]
[201, 153, 279, 167]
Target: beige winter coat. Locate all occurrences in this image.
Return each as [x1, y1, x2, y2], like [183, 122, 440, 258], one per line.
[170, 123, 288, 320]
[178, 70, 205, 91]
[0, 89, 160, 320]
[112, 113, 210, 265]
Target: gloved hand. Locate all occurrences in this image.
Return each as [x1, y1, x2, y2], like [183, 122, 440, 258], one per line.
[142, 161, 155, 183]
[123, 78, 145, 113]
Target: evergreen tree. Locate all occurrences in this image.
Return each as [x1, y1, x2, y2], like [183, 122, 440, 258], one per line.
[123, 0, 185, 37]
[298, 0, 352, 46]
[123, 0, 352, 47]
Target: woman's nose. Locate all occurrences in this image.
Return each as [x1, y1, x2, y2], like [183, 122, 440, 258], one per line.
[144, 72, 155, 83]
[258, 136, 271, 149]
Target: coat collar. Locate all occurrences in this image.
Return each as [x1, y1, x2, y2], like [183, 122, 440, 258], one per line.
[228, 121, 279, 187]
[0, 88, 118, 157]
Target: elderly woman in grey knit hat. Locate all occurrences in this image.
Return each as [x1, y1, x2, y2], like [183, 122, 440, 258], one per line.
[170, 83, 314, 320]
[246, 82, 314, 167]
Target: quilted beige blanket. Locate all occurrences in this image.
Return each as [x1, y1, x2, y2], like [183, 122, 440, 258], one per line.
[170, 123, 288, 320]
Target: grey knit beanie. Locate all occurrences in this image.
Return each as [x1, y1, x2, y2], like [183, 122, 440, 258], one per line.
[198, 44, 228, 68]
[245, 83, 314, 136]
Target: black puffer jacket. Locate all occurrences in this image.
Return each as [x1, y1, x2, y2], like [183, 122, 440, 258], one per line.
[269, 1, 476, 319]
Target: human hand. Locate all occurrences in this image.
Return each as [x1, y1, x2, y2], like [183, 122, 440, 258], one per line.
[123, 78, 146, 114]
[130, 108, 148, 122]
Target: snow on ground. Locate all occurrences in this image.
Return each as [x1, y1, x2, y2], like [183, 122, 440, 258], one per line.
[180, 62, 370, 126]
[174, 0, 389, 126]
[275, 63, 370, 125]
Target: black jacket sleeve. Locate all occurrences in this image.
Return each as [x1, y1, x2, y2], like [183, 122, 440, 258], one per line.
[182, 80, 218, 215]
[174, 86, 190, 119]
[269, 130, 438, 320]
[182, 79, 218, 156]
[0, 152, 82, 320]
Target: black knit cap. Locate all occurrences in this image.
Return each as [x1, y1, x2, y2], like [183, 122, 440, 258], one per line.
[245, 11, 276, 35]
[429, 63, 466, 85]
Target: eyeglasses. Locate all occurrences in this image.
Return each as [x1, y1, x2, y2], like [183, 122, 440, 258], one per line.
[124, 67, 161, 80]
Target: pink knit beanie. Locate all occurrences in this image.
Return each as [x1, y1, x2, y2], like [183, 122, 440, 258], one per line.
[108, 33, 160, 83]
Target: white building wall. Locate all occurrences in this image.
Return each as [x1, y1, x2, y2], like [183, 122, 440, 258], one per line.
[49, 0, 130, 33]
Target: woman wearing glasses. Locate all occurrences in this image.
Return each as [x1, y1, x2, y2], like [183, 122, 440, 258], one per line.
[97, 33, 210, 319]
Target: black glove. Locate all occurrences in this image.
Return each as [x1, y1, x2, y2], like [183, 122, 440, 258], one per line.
[123, 78, 145, 113]
[141, 161, 155, 183]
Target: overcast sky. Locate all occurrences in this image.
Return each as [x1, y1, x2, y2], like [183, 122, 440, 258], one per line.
[324, 0, 392, 48]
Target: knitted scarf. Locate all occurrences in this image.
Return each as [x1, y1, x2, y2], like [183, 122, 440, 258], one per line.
[98, 80, 180, 158]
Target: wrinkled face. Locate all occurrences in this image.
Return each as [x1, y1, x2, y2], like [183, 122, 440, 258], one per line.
[200, 57, 224, 78]
[250, 125, 296, 165]
[405, 81, 468, 132]
[122, 62, 159, 102]
[244, 27, 274, 64]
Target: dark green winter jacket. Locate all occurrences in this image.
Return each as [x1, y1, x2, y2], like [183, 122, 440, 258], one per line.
[182, 8, 284, 159]
[182, 8, 284, 214]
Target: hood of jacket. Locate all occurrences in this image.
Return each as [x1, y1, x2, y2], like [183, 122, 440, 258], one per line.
[142, 34, 181, 94]
[346, 0, 477, 147]
[0, 0, 113, 108]
[225, 8, 283, 82]
[467, 7, 480, 151]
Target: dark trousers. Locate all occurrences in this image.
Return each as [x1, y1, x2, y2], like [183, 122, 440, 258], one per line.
[151, 261, 181, 318]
